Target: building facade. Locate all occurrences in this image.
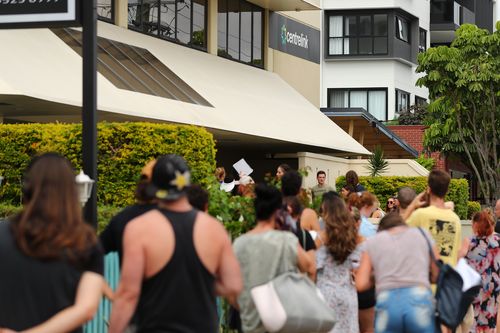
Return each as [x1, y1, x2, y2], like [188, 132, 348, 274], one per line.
[94, 0, 323, 107]
[320, 0, 431, 122]
[1, 0, 373, 182]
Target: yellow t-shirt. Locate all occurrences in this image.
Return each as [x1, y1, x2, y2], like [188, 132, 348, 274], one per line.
[407, 206, 462, 266]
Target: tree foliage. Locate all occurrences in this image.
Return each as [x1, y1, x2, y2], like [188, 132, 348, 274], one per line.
[416, 23, 500, 204]
[415, 154, 436, 171]
[398, 104, 428, 125]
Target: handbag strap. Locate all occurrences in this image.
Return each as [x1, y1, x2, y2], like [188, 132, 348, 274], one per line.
[417, 227, 439, 266]
[301, 229, 306, 249]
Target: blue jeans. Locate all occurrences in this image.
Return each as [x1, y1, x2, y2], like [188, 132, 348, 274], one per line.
[375, 286, 436, 333]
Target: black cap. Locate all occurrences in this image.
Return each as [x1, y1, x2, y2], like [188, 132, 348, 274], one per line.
[147, 154, 191, 201]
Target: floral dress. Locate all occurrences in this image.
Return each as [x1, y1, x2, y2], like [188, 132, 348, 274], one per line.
[316, 244, 361, 333]
[465, 233, 500, 333]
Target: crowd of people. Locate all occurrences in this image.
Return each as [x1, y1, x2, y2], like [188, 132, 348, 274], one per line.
[0, 153, 499, 333]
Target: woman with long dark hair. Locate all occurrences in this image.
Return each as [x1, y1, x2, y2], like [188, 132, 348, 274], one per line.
[315, 194, 361, 333]
[0, 153, 104, 333]
[233, 183, 315, 333]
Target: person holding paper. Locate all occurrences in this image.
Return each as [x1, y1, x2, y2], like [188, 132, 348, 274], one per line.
[465, 210, 500, 333]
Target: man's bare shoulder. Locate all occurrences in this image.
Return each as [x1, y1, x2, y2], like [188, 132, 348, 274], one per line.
[195, 211, 226, 231]
[124, 209, 165, 235]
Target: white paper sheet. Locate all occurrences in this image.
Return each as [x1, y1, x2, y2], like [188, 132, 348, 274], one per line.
[455, 258, 481, 292]
[233, 158, 253, 176]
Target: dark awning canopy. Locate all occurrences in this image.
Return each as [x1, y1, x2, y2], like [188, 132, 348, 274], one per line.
[321, 108, 418, 159]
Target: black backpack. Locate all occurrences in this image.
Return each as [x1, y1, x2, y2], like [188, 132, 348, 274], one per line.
[418, 228, 480, 331]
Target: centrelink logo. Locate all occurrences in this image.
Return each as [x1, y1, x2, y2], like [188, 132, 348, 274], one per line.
[280, 23, 309, 49]
[281, 24, 287, 45]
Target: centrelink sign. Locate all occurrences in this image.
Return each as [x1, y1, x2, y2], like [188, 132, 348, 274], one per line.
[281, 24, 309, 49]
[0, 0, 80, 28]
[270, 12, 320, 64]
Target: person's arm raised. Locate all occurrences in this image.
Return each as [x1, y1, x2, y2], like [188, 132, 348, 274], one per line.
[108, 222, 145, 333]
[402, 192, 428, 222]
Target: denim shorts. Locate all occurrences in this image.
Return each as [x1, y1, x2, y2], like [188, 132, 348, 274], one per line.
[375, 286, 436, 333]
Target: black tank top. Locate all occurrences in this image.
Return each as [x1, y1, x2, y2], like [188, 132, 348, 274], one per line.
[136, 209, 218, 333]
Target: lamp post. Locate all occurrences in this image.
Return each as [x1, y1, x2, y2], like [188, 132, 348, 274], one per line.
[82, 0, 98, 227]
[75, 170, 95, 207]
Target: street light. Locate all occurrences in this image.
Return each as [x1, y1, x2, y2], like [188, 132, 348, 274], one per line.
[75, 170, 94, 207]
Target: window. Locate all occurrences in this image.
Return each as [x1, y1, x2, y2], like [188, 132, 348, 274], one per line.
[415, 96, 428, 106]
[396, 89, 410, 113]
[128, 0, 207, 51]
[419, 28, 427, 53]
[328, 88, 387, 121]
[97, 0, 113, 22]
[395, 16, 409, 42]
[328, 14, 388, 56]
[217, 0, 264, 67]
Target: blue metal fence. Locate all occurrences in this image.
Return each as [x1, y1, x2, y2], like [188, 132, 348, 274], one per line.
[84, 252, 120, 333]
[83, 252, 225, 333]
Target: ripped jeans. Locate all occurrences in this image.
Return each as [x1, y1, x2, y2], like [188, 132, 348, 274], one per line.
[375, 286, 436, 333]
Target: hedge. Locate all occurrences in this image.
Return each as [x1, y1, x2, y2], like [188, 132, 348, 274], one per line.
[336, 176, 469, 219]
[467, 201, 481, 219]
[0, 203, 121, 234]
[0, 122, 216, 207]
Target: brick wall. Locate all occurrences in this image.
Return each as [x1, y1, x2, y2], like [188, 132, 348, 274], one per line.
[388, 125, 446, 170]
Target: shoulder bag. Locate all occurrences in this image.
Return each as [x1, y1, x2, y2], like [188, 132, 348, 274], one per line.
[417, 227, 480, 330]
[250, 271, 335, 333]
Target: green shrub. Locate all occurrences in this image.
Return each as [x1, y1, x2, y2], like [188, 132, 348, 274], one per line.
[0, 203, 121, 234]
[97, 205, 123, 234]
[206, 177, 255, 240]
[365, 145, 389, 177]
[467, 201, 481, 219]
[0, 203, 21, 219]
[336, 176, 469, 219]
[0, 122, 216, 207]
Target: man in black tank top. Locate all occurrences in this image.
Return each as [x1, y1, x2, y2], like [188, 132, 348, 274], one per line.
[109, 155, 243, 333]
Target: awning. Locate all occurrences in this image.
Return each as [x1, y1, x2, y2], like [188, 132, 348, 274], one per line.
[0, 22, 369, 156]
[321, 108, 418, 159]
[247, 0, 319, 11]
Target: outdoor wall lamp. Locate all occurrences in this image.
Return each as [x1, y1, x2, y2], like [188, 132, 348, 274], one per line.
[75, 170, 94, 207]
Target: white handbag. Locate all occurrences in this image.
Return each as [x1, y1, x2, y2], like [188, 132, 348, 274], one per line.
[250, 272, 335, 333]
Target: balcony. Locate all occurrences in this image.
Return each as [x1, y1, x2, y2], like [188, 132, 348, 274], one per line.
[430, 0, 475, 44]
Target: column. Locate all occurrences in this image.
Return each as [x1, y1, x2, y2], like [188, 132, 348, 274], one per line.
[115, 0, 129, 28]
[207, 0, 218, 55]
[264, 8, 273, 71]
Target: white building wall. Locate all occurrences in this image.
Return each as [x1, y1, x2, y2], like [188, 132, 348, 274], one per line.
[274, 152, 429, 189]
[321, 60, 427, 120]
